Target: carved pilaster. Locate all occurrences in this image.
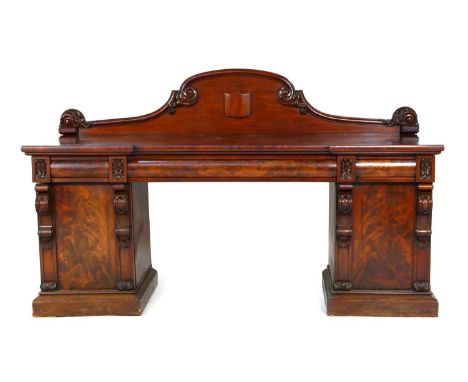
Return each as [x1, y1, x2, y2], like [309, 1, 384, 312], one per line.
[333, 184, 353, 291]
[413, 184, 433, 292]
[35, 184, 58, 292]
[113, 184, 135, 290]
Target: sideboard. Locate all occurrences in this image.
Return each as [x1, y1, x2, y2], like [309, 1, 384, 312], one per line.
[22, 69, 444, 317]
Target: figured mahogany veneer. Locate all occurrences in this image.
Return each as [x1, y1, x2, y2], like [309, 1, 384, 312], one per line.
[22, 69, 443, 317]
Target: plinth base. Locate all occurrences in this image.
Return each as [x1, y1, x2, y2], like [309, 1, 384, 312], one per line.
[33, 268, 158, 317]
[322, 268, 438, 317]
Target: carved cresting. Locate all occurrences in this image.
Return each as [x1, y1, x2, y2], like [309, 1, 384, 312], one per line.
[166, 88, 198, 114]
[277, 86, 309, 114]
[35, 184, 58, 291]
[413, 184, 433, 292]
[334, 184, 353, 291]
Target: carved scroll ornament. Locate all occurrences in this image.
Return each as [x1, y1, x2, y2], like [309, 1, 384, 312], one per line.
[167, 88, 198, 114]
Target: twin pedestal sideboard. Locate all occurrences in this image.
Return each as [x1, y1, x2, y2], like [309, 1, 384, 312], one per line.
[22, 69, 444, 317]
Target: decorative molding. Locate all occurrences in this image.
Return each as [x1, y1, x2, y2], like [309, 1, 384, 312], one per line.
[337, 194, 353, 215]
[385, 106, 419, 134]
[333, 280, 352, 291]
[340, 158, 353, 180]
[112, 159, 125, 180]
[277, 87, 309, 114]
[413, 281, 431, 292]
[166, 88, 198, 114]
[117, 280, 135, 291]
[35, 194, 49, 216]
[419, 158, 432, 180]
[417, 194, 433, 215]
[34, 159, 47, 180]
[40, 281, 57, 292]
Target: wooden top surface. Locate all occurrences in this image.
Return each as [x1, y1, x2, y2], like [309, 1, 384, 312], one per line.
[21, 69, 444, 156]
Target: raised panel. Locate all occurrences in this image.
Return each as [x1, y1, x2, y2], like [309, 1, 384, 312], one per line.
[54, 184, 119, 290]
[351, 184, 415, 290]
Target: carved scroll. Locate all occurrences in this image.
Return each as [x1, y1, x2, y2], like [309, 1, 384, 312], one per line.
[277, 87, 310, 114]
[385, 106, 419, 134]
[334, 184, 353, 291]
[413, 184, 433, 292]
[113, 184, 135, 291]
[35, 184, 58, 291]
[166, 88, 199, 114]
[58, 109, 89, 143]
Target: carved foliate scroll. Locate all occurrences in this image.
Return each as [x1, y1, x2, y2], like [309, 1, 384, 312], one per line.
[35, 184, 58, 291]
[277, 87, 310, 114]
[59, 109, 89, 143]
[113, 185, 135, 291]
[413, 184, 433, 292]
[385, 106, 419, 134]
[334, 184, 353, 291]
[166, 88, 198, 114]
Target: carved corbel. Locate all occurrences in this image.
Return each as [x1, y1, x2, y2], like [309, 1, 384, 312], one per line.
[112, 185, 135, 290]
[413, 184, 433, 292]
[333, 184, 354, 291]
[34, 184, 58, 291]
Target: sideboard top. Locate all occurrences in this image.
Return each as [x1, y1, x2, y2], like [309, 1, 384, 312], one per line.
[22, 69, 444, 156]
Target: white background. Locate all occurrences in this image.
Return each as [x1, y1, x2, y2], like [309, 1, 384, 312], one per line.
[1, 1, 466, 381]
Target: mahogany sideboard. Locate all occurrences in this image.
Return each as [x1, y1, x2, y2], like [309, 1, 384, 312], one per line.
[22, 69, 444, 317]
